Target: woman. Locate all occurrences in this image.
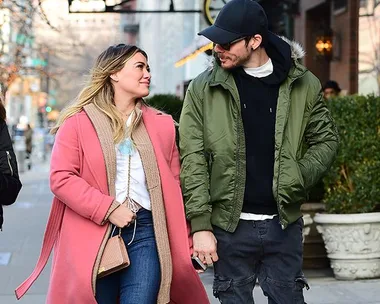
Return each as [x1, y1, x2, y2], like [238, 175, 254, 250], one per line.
[15, 44, 209, 304]
[0, 100, 22, 231]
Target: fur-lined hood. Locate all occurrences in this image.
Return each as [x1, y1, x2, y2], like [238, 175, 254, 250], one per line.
[279, 36, 306, 60]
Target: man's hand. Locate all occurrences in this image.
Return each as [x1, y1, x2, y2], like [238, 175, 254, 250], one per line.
[108, 204, 136, 228]
[193, 231, 219, 266]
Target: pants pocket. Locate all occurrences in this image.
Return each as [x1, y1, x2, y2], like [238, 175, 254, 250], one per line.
[263, 276, 308, 304]
[294, 276, 310, 303]
[212, 275, 233, 302]
[213, 275, 255, 304]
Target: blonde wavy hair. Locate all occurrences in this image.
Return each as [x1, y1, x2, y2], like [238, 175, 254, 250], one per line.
[51, 44, 148, 143]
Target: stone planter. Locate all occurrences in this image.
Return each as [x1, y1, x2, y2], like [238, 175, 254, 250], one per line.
[301, 202, 330, 269]
[302, 213, 313, 242]
[314, 212, 380, 280]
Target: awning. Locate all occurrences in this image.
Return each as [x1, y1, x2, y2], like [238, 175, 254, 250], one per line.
[175, 36, 213, 67]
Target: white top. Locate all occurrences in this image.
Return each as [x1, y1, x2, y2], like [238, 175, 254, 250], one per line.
[243, 58, 273, 78]
[240, 58, 277, 221]
[115, 114, 151, 210]
[240, 213, 277, 220]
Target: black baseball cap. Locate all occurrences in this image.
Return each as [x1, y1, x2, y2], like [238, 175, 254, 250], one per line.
[199, 0, 269, 45]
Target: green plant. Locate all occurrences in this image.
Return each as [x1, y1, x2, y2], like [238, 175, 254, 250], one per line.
[323, 95, 380, 213]
[145, 94, 183, 123]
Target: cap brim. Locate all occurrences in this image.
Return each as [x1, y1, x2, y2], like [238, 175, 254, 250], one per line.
[198, 25, 241, 45]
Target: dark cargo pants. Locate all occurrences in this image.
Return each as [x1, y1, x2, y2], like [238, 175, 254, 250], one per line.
[212, 217, 309, 304]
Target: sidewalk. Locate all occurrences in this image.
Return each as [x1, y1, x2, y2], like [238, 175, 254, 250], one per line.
[1, 159, 379, 304]
[0, 158, 52, 304]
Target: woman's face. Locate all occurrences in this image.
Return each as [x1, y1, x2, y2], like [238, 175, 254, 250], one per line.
[111, 52, 151, 98]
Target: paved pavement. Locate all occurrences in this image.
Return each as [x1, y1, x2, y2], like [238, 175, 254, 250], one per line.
[1, 159, 379, 304]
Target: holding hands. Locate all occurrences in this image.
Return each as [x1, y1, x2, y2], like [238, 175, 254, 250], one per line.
[192, 231, 219, 270]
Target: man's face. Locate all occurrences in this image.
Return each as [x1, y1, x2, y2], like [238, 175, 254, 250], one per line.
[214, 38, 252, 70]
[324, 88, 338, 99]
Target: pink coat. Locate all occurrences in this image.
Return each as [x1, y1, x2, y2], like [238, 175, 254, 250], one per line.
[15, 105, 209, 304]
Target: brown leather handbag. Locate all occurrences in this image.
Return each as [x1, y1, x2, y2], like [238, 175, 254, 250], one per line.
[97, 227, 130, 278]
[98, 154, 136, 279]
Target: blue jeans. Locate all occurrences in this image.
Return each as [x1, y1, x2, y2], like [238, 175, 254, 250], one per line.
[212, 217, 308, 304]
[96, 209, 161, 304]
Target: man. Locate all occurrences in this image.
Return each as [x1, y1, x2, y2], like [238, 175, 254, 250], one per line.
[179, 0, 339, 303]
[323, 80, 341, 99]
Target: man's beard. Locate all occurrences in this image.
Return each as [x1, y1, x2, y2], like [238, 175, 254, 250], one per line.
[218, 50, 251, 70]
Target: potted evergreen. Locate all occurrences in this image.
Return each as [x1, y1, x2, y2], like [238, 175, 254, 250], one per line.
[146, 94, 183, 123]
[314, 95, 380, 280]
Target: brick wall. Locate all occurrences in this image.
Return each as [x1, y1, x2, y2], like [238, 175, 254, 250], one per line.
[330, 0, 359, 94]
[305, 3, 331, 86]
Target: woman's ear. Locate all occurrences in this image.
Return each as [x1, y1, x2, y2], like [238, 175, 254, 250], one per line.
[110, 74, 119, 82]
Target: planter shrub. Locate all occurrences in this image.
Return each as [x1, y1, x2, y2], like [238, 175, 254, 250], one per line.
[323, 94, 380, 214]
[146, 94, 183, 123]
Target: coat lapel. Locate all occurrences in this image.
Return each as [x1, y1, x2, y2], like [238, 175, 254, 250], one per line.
[83, 104, 116, 197]
[142, 105, 175, 163]
[132, 112, 172, 303]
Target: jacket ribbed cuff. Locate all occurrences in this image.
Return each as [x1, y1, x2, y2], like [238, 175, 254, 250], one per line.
[190, 213, 213, 234]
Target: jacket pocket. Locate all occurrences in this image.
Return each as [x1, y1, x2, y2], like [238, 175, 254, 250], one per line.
[279, 156, 308, 204]
[297, 161, 310, 191]
[295, 161, 307, 199]
[295, 162, 305, 189]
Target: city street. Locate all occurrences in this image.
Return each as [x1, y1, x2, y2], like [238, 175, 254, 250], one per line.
[1, 0, 379, 303]
[0, 159, 379, 304]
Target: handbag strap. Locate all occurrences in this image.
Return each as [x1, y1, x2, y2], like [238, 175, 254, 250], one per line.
[126, 153, 138, 245]
[113, 152, 137, 245]
[126, 153, 139, 213]
[127, 154, 131, 198]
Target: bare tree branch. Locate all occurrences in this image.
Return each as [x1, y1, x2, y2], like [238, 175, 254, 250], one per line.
[37, 0, 60, 32]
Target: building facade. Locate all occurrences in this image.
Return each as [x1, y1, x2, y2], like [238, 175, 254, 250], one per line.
[35, 0, 136, 108]
[358, 0, 380, 95]
[1, 0, 40, 127]
[136, 0, 208, 96]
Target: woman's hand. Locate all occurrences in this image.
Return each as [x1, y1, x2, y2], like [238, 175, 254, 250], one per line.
[108, 204, 136, 228]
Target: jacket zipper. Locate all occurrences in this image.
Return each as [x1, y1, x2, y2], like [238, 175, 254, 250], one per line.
[274, 66, 309, 229]
[6, 151, 14, 176]
[276, 82, 295, 230]
[217, 81, 247, 232]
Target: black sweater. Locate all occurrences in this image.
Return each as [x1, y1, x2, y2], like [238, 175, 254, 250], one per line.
[233, 37, 292, 214]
